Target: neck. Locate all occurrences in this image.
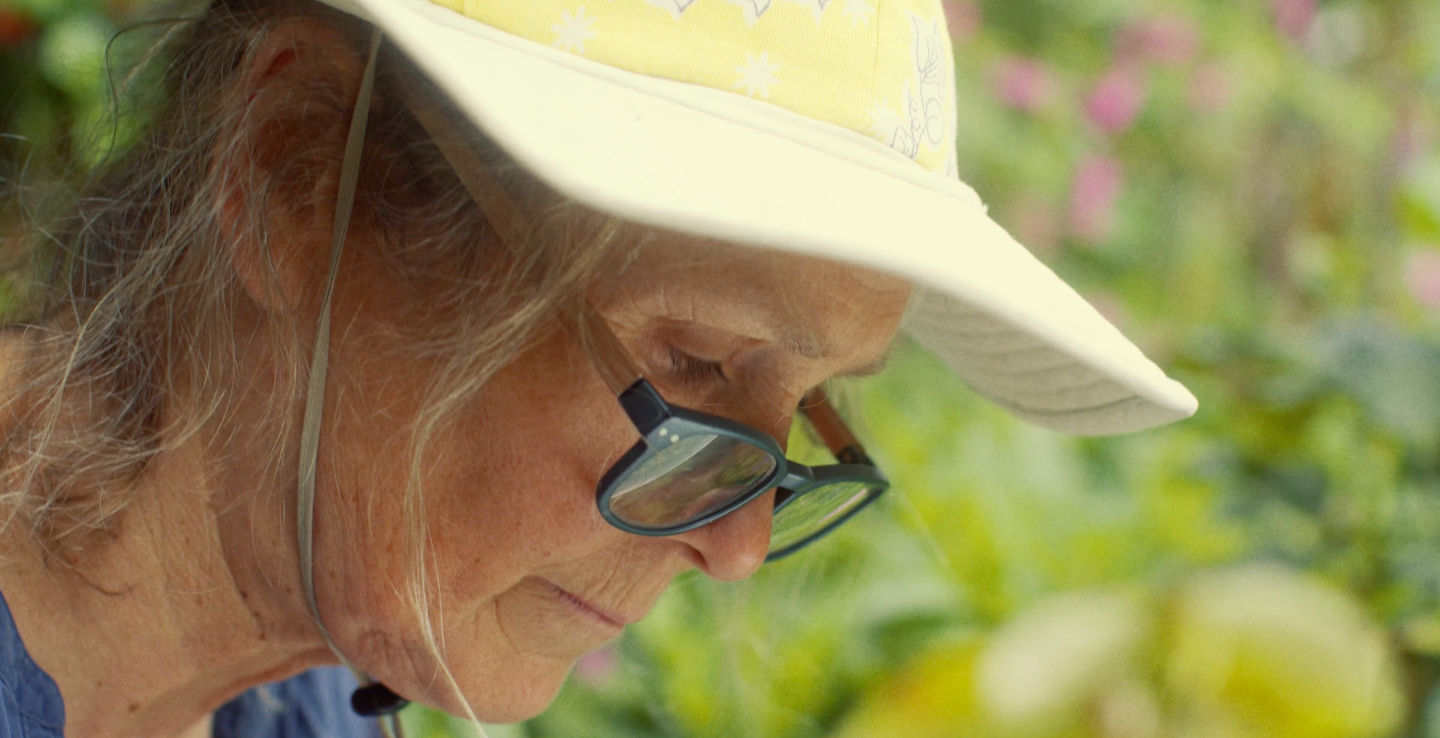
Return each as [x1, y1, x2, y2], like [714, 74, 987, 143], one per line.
[0, 432, 337, 738]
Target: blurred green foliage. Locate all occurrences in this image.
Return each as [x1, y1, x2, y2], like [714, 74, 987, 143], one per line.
[0, 0, 163, 176]
[5, 0, 1440, 736]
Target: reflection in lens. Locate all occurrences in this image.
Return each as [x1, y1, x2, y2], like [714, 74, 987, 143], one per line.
[609, 433, 777, 528]
[769, 481, 879, 554]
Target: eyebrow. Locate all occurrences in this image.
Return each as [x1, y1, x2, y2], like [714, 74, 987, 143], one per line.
[705, 289, 897, 378]
[777, 325, 892, 378]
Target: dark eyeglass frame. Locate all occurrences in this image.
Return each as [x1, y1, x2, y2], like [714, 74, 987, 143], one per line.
[574, 298, 890, 560]
[597, 380, 890, 560]
[403, 88, 890, 561]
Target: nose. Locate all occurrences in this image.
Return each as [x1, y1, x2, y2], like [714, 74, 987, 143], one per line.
[671, 488, 774, 582]
[668, 401, 795, 581]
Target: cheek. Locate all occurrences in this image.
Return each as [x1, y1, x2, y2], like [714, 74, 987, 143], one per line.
[362, 339, 643, 717]
[424, 342, 631, 598]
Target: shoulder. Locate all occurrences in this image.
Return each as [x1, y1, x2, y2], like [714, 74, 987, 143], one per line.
[213, 667, 384, 738]
[0, 588, 65, 738]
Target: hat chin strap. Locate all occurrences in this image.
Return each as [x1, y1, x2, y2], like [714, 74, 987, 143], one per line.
[295, 28, 409, 738]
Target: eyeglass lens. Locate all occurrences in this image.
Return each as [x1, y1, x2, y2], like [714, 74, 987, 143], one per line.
[769, 480, 879, 553]
[608, 433, 777, 528]
[607, 432, 879, 555]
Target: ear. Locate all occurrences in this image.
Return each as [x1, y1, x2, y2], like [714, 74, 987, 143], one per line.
[212, 17, 369, 315]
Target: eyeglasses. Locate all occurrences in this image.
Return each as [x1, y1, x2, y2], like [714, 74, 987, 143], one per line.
[404, 89, 890, 560]
[575, 299, 890, 560]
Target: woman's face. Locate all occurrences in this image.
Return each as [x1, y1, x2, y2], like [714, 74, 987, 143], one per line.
[312, 234, 910, 722]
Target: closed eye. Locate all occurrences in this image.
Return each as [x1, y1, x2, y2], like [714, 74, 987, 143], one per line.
[666, 346, 726, 387]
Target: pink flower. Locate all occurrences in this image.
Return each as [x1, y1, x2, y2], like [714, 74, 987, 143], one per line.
[990, 58, 1056, 113]
[1187, 63, 1232, 114]
[943, 0, 982, 42]
[1068, 155, 1125, 243]
[1393, 104, 1435, 173]
[1085, 67, 1147, 135]
[1405, 251, 1440, 309]
[1117, 15, 1201, 67]
[1273, 0, 1317, 40]
[576, 645, 618, 686]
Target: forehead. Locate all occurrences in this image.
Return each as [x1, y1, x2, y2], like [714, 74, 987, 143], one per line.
[604, 232, 912, 354]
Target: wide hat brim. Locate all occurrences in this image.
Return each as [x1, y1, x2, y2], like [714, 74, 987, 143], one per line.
[321, 0, 1197, 435]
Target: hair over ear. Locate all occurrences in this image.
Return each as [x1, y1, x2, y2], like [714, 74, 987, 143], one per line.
[214, 17, 368, 315]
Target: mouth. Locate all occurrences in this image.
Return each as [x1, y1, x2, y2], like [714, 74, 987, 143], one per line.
[541, 580, 627, 631]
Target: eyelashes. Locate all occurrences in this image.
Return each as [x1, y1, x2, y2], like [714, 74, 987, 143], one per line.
[666, 346, 727, 386]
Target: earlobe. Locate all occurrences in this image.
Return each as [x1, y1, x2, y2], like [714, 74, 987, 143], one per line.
[211, 17, 368, 315]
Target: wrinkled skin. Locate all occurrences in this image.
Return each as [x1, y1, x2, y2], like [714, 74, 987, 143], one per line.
[320, 237, 909, 721]
[0, 16, 910, 738]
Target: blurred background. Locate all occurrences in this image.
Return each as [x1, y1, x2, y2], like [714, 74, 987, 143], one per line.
[4, 0, 1440, 736]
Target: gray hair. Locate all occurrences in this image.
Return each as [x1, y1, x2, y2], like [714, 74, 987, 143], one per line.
[0, 0, 627, 721]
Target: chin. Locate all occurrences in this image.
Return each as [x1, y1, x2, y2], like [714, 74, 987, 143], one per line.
[412, 656, 575, 724]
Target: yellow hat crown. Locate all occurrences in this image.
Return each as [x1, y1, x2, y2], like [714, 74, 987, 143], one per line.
[428, 0, 959, 178]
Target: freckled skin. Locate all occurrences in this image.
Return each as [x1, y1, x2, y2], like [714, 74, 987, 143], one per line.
[0, 223, 911, 735]
[314, 238, 911, 721]
[0, 23, 913, 734]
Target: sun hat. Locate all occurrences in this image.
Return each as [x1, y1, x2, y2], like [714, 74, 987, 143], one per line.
[308, 0, 1198, 435]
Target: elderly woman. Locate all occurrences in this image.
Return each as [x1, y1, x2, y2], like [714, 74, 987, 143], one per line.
[0, 0, 1195, 736]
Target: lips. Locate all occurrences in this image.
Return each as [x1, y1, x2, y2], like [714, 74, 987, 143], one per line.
[495, 577, 628, 658]
[542, 580, 627, 630]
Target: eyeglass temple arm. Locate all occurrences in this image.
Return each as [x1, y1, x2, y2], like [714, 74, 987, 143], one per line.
[400, 86, 643, 395]
[801, 388, 874, 466]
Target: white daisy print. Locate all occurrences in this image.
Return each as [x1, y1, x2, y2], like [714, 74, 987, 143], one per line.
[840, 0, 874, 27]
[867, 99, 915, 157]
[867, 100, 903, 137]
[733, 52, 781, 99]
[551, 6, 598, 55]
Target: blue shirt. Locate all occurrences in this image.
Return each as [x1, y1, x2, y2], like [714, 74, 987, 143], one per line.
[0, 588, 382, 738]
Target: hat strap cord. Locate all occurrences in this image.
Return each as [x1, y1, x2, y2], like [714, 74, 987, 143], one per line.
[294, 28, 408, 738]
